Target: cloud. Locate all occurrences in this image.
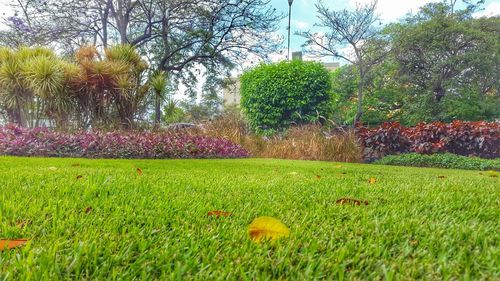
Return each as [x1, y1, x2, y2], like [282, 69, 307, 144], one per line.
[293, 20, 310, 29]
[348, 0, 435, 22]
[474, 2, 500, 18]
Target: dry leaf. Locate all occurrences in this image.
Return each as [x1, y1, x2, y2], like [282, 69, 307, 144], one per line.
[437, 176, 446, 179]
[336, 198, 369, 206]
[207, 210, 231, 218]
[71, 163, 81, 167]
[315, 175, 321, 180]
[0, 239, 29, 251]
[136, 168, 143, 176]
[248, 216, 290, 243]
[368, 177, 377, 184]
[409, 239, 419, 246]
[84, 207, 93, 214]
[76, 175, 83, 180]
[48, 167, 57, 171]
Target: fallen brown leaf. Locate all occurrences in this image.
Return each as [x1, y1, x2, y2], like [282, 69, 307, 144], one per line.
[71, 163, 81, 167]
[315, 175, 321, 180]
[76, 175, 83, 180]
[136, 168, 143, 176]
[207, 210, 231, 218]
[437, 176, 446, 179]
[368, 177, 376, 184]
[336, 198, 369, 206]
[0, 239, 29, 251]
[84, 207, 93, 214]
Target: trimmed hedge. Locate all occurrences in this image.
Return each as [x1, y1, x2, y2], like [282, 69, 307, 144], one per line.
[357, 121, 500, 161]
[0, 125, 249, 159]
[375, 153, 500, 171]
[240, 60, 331, 134]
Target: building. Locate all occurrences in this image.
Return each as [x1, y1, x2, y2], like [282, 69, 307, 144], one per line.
[222, 77, 241, 106]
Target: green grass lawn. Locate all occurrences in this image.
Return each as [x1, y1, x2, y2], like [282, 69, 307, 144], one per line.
[0, 157, 498, 280]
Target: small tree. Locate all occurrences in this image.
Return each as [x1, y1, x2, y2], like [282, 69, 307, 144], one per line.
[240, 60, 331, 134]
[149, 71, 168, 127]
[299, 0, 386, 124]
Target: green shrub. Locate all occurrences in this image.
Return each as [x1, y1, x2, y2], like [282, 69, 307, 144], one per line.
[374, 153, 500, 171]
[240, 60, 331, 134]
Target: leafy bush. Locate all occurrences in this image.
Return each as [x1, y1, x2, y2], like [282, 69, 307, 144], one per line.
[357, 121, 500, 161]
[240, 60, 331, 134]
[0, 125, 249, 159]
[375, 153, 500, 171]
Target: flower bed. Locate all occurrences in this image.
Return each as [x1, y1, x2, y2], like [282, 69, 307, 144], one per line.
[0, 125, 249, 159]
[357, 121, 500, 161]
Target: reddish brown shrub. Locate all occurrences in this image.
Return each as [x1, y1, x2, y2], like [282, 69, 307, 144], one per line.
[357, 121, 500, 161]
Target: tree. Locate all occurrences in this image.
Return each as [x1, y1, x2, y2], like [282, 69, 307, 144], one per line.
[149, 71, 168, 126]
[299, 0, 386, 124]
[389, 1, 499, 119]
[3, 0, 283, 126]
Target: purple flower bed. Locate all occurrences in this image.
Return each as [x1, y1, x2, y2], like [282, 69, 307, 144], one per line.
[0, 125, 249, 159]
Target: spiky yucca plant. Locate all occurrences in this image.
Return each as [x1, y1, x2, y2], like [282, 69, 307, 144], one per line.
[23, 56, 65, 98]
[149, 71, 168, 126]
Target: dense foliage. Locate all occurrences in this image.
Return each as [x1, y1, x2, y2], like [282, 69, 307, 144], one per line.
[328, 2, 499, 126]
[357, 121, 500, 161]
[0, 0, 282, 110]
[375, 153, 500, 171]
[240, 60, 331, 134]
[0, 45, 153, 130]
[0, 125, 249, 159]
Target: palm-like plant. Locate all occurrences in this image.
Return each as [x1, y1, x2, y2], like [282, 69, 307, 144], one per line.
[23, 56, 76, 128]
[150, 71, 168, 127]
[70, 44, 148, 129]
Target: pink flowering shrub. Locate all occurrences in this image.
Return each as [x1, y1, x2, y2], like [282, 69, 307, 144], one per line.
[0, 125, 249, 159]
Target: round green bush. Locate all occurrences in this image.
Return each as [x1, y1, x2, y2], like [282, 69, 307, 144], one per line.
[240, 60, 331, 134]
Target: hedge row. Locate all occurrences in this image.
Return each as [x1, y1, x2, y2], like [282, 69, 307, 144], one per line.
[357, 121, 499, 161]
[375, 153, 500, 171]
[0, 125, 249, 159]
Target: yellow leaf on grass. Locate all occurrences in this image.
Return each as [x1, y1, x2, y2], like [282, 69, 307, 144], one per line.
[368, 177, 376, 184]
[487, 170, 498, 178]
[248, 216, 290, 243]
